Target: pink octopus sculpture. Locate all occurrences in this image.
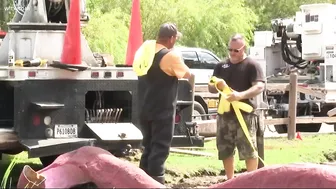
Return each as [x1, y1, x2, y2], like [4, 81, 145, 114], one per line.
[17, 146, 336, 188]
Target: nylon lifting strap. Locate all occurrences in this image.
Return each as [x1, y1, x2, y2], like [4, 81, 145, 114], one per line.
[209, 76, 266, 166]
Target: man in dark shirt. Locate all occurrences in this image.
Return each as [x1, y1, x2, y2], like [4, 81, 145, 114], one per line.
[137, 23, 192, 184]
[208, 34, 265, 180]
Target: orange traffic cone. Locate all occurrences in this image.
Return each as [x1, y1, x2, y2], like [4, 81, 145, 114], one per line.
[125, 0, 143, 66]
[61, 0, 81, 65]
[296, 132, 302, 140]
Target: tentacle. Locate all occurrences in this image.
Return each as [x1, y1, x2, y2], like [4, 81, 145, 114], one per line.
[209, 163, 336, 188]
[17, 146, 166, 188]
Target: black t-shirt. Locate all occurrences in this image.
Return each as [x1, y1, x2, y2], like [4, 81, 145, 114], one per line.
[212, 57, 265, 112]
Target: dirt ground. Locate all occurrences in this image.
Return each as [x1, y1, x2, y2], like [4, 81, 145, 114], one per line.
[69, 175, 229, 189]
[121, 149, 336, 188]
[167, 175, 228, 188]
[2, 146, 335, 188]
[121, 150, 233, 188]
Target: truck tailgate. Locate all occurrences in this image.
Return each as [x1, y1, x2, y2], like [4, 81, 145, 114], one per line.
[20, 138, 96, 158]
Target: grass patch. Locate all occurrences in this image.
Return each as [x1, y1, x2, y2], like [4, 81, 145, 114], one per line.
[0, 153, 42, 188]
[165, 133, 336, 177]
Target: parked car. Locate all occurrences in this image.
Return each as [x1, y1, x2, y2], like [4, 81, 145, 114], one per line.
[175, 46, 221, 69]
[174, 46, 222, 85]
[174, 47, 222, 121]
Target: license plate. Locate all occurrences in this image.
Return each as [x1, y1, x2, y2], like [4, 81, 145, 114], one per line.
[207, 100, 218, 108]
[54, 124, 78, 138]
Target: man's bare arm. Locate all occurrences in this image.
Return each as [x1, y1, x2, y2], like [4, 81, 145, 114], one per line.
[170, 51, 192, 79]
[182, 67, 192, 79]
[208, 79, 226, 94]
[240, 81, 265, 99]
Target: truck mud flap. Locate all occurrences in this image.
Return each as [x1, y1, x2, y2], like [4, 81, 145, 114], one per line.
[20, 138, 96, 158]
[85, 122, 143, 142]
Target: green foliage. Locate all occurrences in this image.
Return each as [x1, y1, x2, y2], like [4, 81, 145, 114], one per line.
[1, 0, 334, 64]
[82, 7, 130, 64]
[246, 0, 334, 30]
[0, 0, 15, 30]
[84, 0, 257, 62]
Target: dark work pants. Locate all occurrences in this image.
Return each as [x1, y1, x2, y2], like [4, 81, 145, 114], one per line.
[139, 115, 175, 177]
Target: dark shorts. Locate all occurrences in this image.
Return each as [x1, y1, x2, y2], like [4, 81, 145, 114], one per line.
[216, 113, 259, 161]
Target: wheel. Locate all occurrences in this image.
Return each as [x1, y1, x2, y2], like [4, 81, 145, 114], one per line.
[193, 101, 207, 121]
[273, 123, 321, 134]
[271, 114, 287, 134]
[274, 124, 287, 134]
[39, 155, 58, 167]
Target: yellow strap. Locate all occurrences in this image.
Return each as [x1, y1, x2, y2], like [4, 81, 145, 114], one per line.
[15, 60, 24, 67]
[132, 40, 157, 76]
[209, 76, 266, 166]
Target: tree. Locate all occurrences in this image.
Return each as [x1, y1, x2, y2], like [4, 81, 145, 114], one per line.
[84, 0, 258, 63]
[245, 0, 333, 30]
[0, 0, 14, 31]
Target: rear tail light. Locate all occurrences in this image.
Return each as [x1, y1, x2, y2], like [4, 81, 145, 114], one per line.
[32, 114, 41, 126]
[28, 71, 36, 78]
[9, 70, 15, 78]
[175, 113, 181, 124]
[116, 71, 124, 78]
[91, 71, 99, 78]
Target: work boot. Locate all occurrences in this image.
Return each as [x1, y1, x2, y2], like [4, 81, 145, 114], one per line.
[151, 175, 165, 185]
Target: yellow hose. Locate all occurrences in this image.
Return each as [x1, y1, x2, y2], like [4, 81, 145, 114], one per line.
[209, 76, 265, 165]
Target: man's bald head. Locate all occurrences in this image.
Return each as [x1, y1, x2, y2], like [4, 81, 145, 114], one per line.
[229, 33, 246, 46]
[228, 33, 246, 63]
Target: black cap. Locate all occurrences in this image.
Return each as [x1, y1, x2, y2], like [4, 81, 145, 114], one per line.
[157, 23, 182, 39]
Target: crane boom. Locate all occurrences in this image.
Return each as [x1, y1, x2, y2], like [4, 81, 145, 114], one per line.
[11, 0, 89, 23]
[0, 0, 96, 67]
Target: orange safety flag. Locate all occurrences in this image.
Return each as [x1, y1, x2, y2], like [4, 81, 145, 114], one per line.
[61, 0, 81, 65]
[125, 0, 143, 66]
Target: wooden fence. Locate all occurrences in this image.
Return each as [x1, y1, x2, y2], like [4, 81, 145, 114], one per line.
[262, 71, 336, 139]
[194, 71, 336, 140]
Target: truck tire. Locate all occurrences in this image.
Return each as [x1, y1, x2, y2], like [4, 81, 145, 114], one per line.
[193, 101, 207, 121]
[39, 155, 58, 167]
[272, 115, 287, 134]
[274, 123, 321, 134]
[297, 123, 321, 132]
[274, 124, 287, 134]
